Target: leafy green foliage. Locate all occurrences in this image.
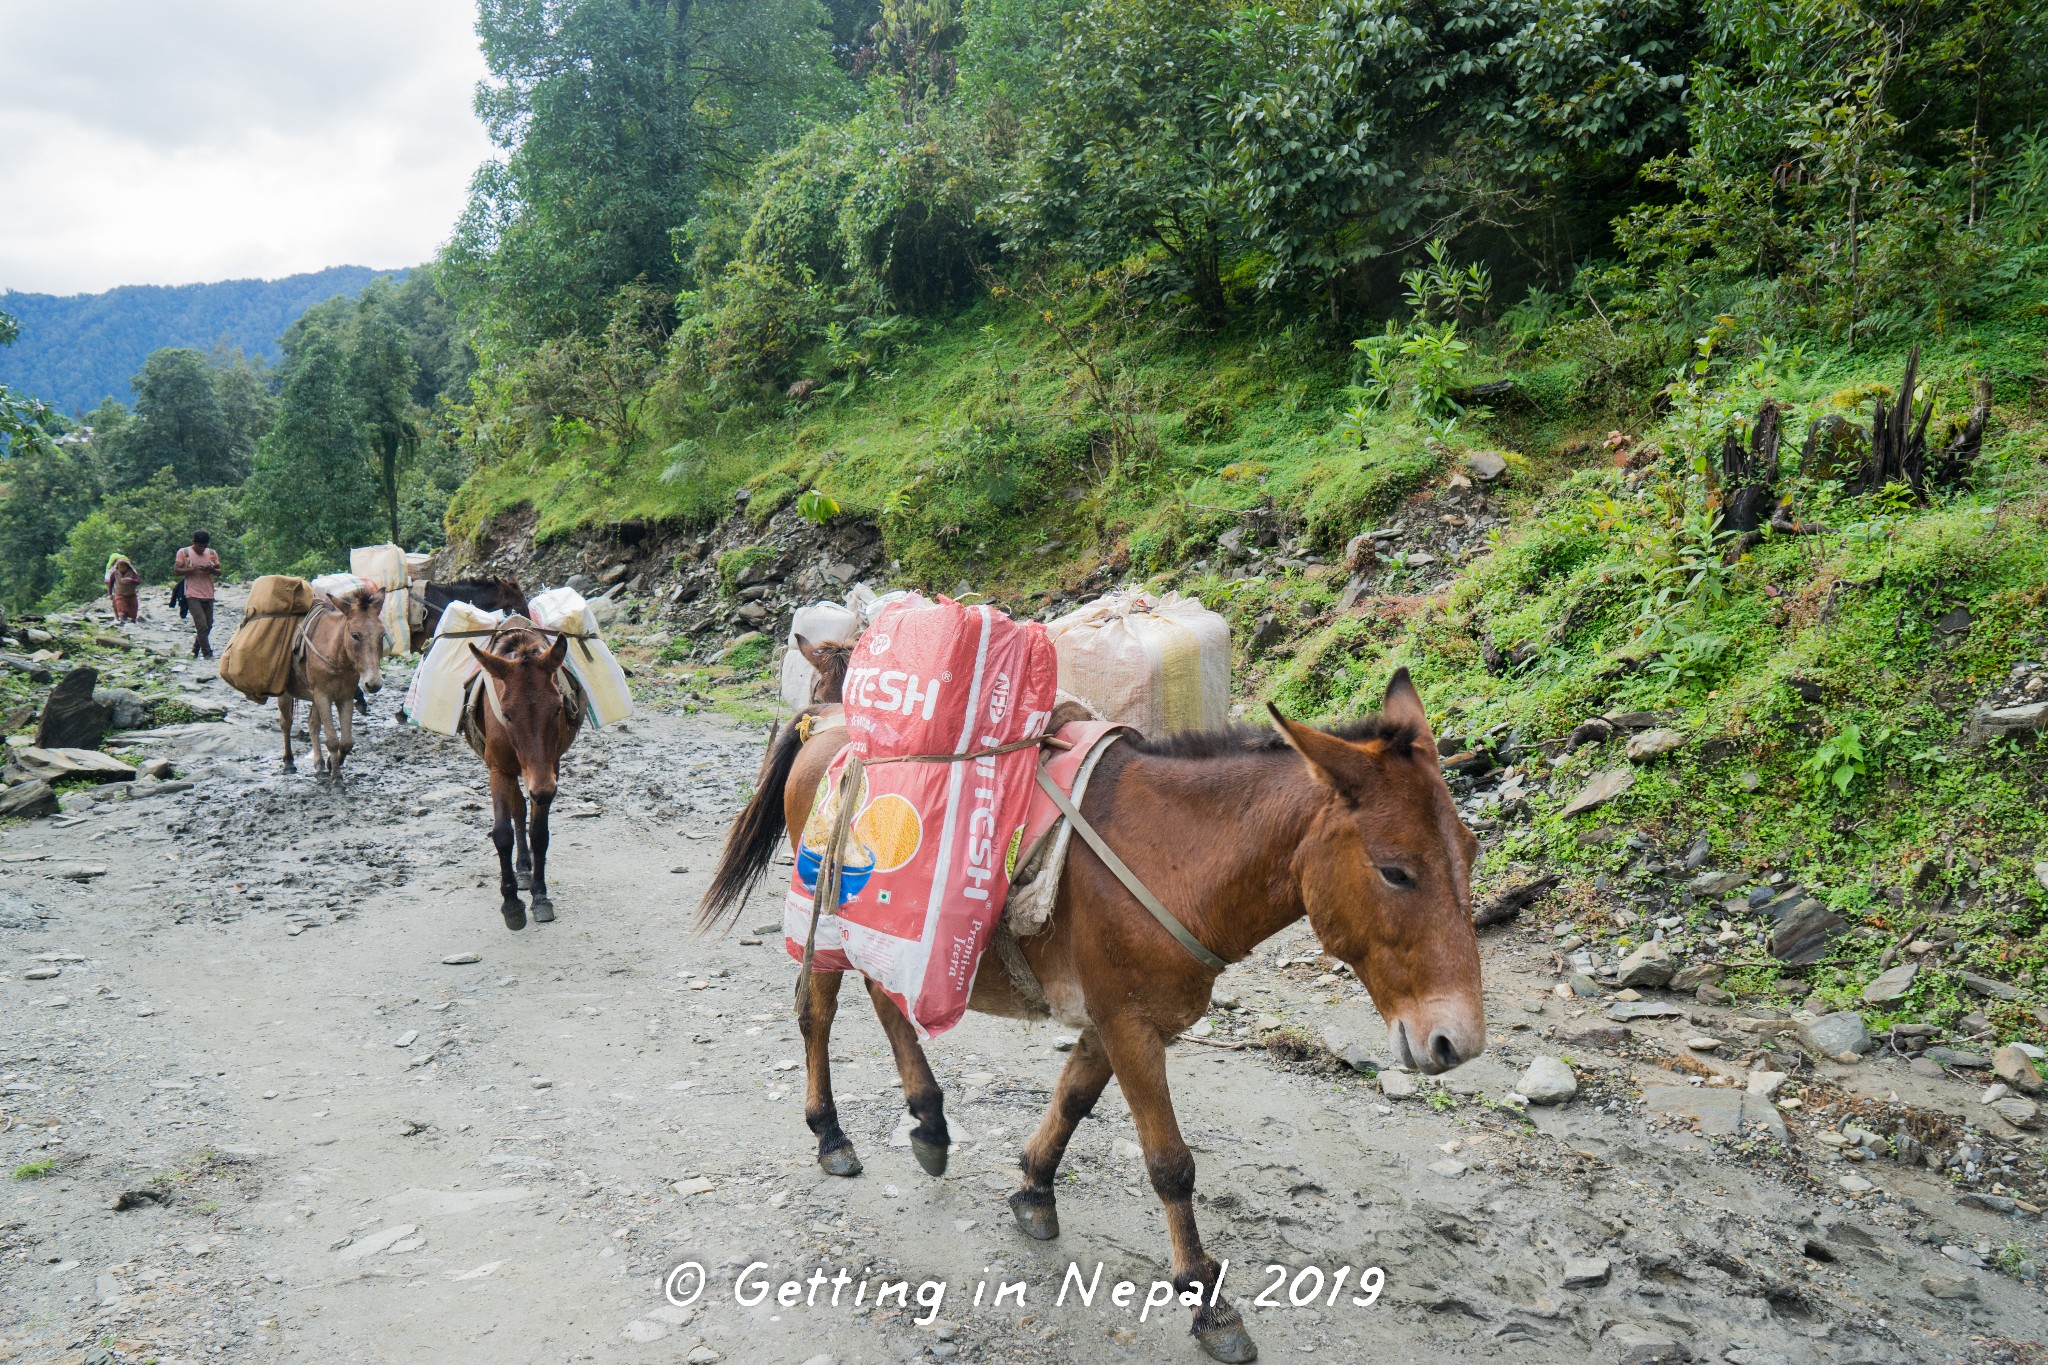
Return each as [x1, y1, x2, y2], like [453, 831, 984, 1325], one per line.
[45, 472, 244, 604]
[1803, 719, 1871, 796]
[242, 334, 384, 574]
[97, 348, 244, 490]
[1002, 0, 1248, 327]
[444, 0, 846, 350]
[796, 488, 841, 523]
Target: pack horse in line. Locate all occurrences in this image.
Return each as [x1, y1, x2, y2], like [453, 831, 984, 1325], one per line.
[699, 670, 1485, 1363]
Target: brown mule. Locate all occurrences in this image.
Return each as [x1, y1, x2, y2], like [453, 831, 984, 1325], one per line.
[698, 670, 1485, 1363]
[277, 586, 386, 782]
[468, 624, 583, 930]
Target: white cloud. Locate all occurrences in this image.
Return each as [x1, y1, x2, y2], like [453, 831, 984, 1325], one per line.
[0, 0, 496, 294]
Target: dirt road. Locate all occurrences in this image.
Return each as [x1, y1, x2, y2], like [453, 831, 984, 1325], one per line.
[2, 588, 2043, 1365]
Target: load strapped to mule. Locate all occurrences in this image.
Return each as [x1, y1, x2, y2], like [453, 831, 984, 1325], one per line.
[780, 587, 1234, 1039]
[219, 574, 315, 702]
[404, 584, 633, 740]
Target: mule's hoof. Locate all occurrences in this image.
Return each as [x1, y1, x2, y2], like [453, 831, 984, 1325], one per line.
[515, 869, 532, 891]
[501, 900, 527, 931]
[910, 1136, 949, 1177]
[1007, 1189, 1059, 1241]
[530, 897, 555, 924]
[1195, 1321, 1258, 1363]
[818, 1143, 863, 1178]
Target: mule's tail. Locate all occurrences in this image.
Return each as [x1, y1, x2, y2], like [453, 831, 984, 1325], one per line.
[697, 719, 806, 931]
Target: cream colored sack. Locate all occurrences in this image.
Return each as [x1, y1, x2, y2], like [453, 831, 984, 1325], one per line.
[527, 587, 633, 726]
[349, 544, 412, 654]
[1046, 590, 1231, 736]
[405, 600, 503, 735]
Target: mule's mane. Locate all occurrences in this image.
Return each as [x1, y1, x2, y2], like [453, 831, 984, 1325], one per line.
[1124, 713, 1420, 761]
[488, 622, 557, 663]
[326, 586, 383, 614]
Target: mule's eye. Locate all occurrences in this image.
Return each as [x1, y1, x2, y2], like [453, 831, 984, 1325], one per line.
[1378, 866, 1415, 889]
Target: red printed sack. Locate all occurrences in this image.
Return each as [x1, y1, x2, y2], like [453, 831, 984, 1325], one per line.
[784, 596, 1058, 1038]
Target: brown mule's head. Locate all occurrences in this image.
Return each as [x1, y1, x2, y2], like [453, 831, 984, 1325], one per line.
[1269, 670, 1484, 1074]
[336, 587, 387, 694]
[794, 633, 854, 704]
[469, 631, 572, 796]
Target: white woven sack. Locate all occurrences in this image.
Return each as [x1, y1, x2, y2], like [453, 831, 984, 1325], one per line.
[1045, 590, 1231, 736]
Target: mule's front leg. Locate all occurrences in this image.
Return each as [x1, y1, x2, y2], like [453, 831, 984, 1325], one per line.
[488, 770, 526, 931]
[512, 789, 532, 890]
[276, 695, 296, 773]
[526, 791, 554, 922]
[866, 978, 949, 1176]
[1097, 1015, 1255, 1364]
[331, 690, 357, 783]
[800, 970, 860, 1176]
[306, 696, 328, 777]
[1009, 1028, 1113, 1241]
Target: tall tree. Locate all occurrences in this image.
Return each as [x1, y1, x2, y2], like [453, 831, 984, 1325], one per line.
[1008, 0, 1246, 327]
[242, 335, 382, 572]
[105, 348, 235, 489]
[346, 301, 421, 546]
[443, 0, 847, 349]
[210, 350, 277, 477]
[0, 309, 57, 461]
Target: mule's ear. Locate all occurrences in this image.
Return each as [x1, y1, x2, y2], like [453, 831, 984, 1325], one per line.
[544, 632, 569, 671]
[469, 643, 515, 681]
[795, 634, 842, 672]
[1381, 668, 1437, 754]
[1267, 703, 1372, 798]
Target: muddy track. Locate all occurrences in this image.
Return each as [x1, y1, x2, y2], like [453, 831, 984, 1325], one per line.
[1, 586, 2043, 1365]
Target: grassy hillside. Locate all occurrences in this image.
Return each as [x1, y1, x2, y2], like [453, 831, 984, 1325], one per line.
[448, 270, 2048, 1030]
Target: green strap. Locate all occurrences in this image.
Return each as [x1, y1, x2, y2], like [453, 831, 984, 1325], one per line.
[1033, 767, 1229, 973]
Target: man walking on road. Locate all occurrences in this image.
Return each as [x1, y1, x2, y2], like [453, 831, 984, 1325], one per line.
[174, 530, 221, 658]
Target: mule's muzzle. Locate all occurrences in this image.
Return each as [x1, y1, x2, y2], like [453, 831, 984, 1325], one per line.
[1392, 1009, 1486, 1075]
[363, 678, 384, 693]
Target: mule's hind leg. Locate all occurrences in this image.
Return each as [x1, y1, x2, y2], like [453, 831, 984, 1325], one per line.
[277, 695, 296, 773]
[1008, 1027, 1113, 1241]
[800, 970, 860, 1176]
[526, 791, 555, 922]
[1094, 1013, 1254, 1363]
[512, 786, 532, 891]
[865, 978, 949, 1176]
[488, 769, 526, 931]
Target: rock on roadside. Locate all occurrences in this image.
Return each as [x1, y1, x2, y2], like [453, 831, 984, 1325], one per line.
[1795, 1011, 1872, 1059]
[34, 666, 112, 751]
[1517, 1056, 1577, 1105]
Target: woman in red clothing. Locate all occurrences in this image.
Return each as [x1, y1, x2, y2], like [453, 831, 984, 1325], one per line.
[105, 553, 142, 623]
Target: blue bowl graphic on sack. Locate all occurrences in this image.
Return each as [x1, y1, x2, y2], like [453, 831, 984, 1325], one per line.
[797, 841, 876, 904]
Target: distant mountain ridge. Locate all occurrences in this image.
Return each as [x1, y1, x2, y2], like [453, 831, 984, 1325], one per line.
[0, 265, 409, 415]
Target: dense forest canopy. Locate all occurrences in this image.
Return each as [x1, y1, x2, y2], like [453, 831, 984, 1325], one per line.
[0, 266, 401, 416]
[0, 0, 2042, 616]
[0, 269, 472, 608]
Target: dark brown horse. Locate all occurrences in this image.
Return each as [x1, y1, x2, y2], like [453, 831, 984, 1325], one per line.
[698, 671, 1484, 1362]
[421, 576, 530, 642]
[467, 621, 582, 931]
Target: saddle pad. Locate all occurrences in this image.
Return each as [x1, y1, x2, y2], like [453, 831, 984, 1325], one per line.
[1002, 721, 1130, 937]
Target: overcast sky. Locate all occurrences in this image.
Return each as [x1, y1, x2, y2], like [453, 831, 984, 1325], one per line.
[0, 1, 495, 296]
